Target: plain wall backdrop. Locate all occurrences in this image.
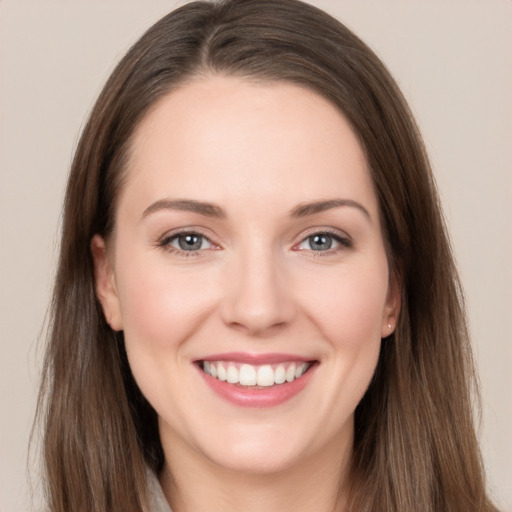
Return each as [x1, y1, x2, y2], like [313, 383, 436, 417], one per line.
[1, 1, 511, 511]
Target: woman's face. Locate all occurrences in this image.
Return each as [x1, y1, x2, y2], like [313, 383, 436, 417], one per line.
[93, 76, 398, 475]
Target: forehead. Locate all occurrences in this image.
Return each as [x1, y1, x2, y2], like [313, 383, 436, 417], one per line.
[121, 75, 377, 218]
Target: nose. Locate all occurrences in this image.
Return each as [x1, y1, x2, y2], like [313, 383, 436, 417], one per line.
[220, 247, 296, 336]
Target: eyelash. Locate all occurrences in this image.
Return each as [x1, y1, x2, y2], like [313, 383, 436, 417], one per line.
[156, 228, 352, 257]
[157, 229, 217, 257]
[293, 229, 352, 257]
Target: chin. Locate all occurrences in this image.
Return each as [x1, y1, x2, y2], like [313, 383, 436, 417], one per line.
[191, 420, 320, 476]
[208, 443, 303, 476]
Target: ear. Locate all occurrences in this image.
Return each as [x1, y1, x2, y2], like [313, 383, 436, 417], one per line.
[381, 270, 401, 338]
[90, 234, 123, 331]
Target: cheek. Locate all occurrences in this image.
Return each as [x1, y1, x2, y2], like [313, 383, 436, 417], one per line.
[113, 249, 220, 353]
[112, 250, 222, 418]
[299, 260, 387, 421]
[298, 259, 389, 347]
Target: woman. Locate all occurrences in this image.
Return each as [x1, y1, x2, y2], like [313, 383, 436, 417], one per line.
[36, 0, 498, 511]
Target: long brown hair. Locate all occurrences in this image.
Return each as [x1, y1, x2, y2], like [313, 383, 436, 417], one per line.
[35, 1, 497, 510]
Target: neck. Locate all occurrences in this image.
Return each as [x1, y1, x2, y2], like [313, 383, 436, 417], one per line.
[159, 430, 352, 512]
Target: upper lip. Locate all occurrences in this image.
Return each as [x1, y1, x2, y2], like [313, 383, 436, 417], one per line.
[196, 352, 316, 365]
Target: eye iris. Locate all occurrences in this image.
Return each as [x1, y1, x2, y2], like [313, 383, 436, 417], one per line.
[310, 234, 332, 251]
[178, 234, 202, 251]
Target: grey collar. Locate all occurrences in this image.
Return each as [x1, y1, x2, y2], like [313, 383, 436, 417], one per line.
[147, 468, 173, 512]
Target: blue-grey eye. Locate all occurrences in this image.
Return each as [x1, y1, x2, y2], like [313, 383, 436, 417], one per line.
[170, 233, 212, 251]
[299, 233, 340, 251]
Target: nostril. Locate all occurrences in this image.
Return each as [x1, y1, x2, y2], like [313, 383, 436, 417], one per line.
[219, 266, 296, 334]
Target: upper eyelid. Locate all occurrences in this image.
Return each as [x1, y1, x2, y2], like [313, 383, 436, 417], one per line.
[295, 226, 351, 242]
[159, 227, 216, 243]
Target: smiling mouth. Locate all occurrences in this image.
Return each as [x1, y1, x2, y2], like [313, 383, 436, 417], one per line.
[198, 360, 316, 388]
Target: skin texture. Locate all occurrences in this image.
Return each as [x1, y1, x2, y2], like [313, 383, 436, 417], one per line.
[92, 76, 399, 512]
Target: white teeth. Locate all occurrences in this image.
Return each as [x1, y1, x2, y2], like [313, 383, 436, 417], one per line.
[217, 364, 227, 381]
[256, 365, 274, 387]
[295, 363, 307, 378]
[274, 364, 286, 384]
[239, 364, 257, 386]
[226, 365, 239, 384]
[202, 360, 311, 387]
[286, 363, 296, 382]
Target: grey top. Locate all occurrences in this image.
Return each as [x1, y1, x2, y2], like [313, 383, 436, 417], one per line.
[147, 469, 173, 512]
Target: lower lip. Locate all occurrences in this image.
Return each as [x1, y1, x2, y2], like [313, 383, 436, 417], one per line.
[196, 363, 317, 408]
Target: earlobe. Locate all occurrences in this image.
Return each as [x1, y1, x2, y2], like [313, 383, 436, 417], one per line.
[90, 234, 123, 331]
[381, 271, 402, 338]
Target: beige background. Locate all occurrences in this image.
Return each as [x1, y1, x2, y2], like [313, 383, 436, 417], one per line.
[1, 1, 510, 511]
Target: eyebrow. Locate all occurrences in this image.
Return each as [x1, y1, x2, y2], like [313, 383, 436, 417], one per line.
[141, 199, 226, 220]
[289, 199, 371, 221]
[141, 197, 371, 222]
